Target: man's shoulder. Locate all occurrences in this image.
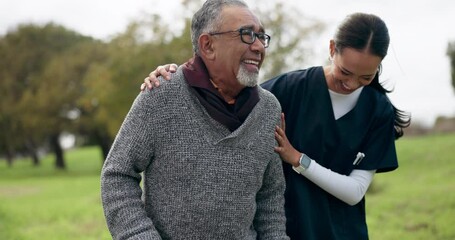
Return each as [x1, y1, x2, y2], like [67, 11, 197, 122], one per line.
[132, 69, 191, 115]
[258, 86, 277, 100]
[257, 86, 281, 111]
[141, 68, 188, 98]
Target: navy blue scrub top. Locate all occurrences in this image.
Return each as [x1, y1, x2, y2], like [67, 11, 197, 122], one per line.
[261, 66, 398, 240]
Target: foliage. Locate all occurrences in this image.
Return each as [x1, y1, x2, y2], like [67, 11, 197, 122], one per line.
[0, 23, 96, 167]
[250, 2, 325, 80]
[1, 134, 455, 239]
[78, 15, 192, 155]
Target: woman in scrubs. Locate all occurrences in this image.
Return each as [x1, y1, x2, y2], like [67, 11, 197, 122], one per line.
[142, 12, 411, 240]
[262, 13, 410, 239]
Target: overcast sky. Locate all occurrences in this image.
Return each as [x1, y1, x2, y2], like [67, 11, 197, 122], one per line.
[1, 0, 455, 127]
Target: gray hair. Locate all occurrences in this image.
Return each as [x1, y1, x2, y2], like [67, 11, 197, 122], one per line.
[191, 0, 248, 54]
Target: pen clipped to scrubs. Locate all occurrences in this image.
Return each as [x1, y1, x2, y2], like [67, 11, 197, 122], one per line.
[353, 152, 365, 165]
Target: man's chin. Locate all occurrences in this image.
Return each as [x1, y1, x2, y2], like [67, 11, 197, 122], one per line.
[238, 77, 258, 87]
[237, 70, 258, 87]
[242, 82, 258, 87]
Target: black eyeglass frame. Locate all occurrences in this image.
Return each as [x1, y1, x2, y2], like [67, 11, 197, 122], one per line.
[209, 28, 271, 48]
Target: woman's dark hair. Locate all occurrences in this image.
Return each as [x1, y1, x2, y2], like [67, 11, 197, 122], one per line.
[333, 13, 411, 139]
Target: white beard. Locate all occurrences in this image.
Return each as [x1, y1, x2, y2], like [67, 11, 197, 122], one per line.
[237, 65, 258, 87]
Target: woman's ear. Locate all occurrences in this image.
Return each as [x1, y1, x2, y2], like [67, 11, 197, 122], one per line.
[329, 40, 336, 60]
[199, 34, 216, 60]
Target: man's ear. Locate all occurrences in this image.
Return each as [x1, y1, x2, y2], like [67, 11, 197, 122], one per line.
[199, 34, 216, 60]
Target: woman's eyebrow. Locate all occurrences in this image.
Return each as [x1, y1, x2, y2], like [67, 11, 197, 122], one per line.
[340, 65, 375, 77]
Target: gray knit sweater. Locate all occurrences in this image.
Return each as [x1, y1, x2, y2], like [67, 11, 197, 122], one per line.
[101, 67, 288, 240]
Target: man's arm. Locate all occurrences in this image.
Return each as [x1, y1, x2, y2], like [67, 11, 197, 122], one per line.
[101, 92, 162, 240]
[253, 154, 289, 239]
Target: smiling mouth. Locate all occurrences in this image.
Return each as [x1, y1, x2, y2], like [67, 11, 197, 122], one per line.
[243, 59, 260, 66]
[336, 79, 357, 94]
[341, 81, 352, 91]
[242, 59, 260, 72]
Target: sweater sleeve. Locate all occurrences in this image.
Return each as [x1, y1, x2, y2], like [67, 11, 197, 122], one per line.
[253, 96, 289, 240]
[101, 91, 162, 240]
[254, 154, 289, 240]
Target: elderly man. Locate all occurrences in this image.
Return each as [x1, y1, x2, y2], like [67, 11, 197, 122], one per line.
[101, 0, 288, 239]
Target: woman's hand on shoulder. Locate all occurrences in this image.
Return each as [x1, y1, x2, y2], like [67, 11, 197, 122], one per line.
[140, 63, 178, 91]
[274, 113, 301, 167]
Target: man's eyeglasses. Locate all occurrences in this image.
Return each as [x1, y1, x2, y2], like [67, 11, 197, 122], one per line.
[209, 28, 271, 48]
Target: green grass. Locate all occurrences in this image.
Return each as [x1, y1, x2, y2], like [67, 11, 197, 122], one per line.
[366, 133, 455, 240]
[0, 147, 111, 240]
[1, 134, 455, 239]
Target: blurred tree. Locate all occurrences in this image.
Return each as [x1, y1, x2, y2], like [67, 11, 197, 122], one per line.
[251, 1, 325, 80]
[25, 40, 107, 169]
[0, 23, 93, 168]
[447, 42, 455, 92]
[77, 62, 113, 160]
[0, 25, 44, 166]
[79, 16, 192, 161]
[0, 71, 18, 167]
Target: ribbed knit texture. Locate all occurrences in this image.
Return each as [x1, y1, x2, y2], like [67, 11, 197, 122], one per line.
[101, 67, 288, 240]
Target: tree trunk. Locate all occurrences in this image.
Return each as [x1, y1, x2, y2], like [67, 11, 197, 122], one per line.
[5, 149, 14, 167]
[99, 140, 111, 161]
[50, 133, 65, 169]
[25, 138, 40, 166]
[94, 130, 112, 162]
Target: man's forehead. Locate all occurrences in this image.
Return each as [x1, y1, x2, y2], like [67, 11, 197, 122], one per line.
[221, 6, 263, 31]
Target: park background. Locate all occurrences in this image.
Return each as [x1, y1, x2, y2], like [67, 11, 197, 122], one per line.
[1, 0, 455, 239]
